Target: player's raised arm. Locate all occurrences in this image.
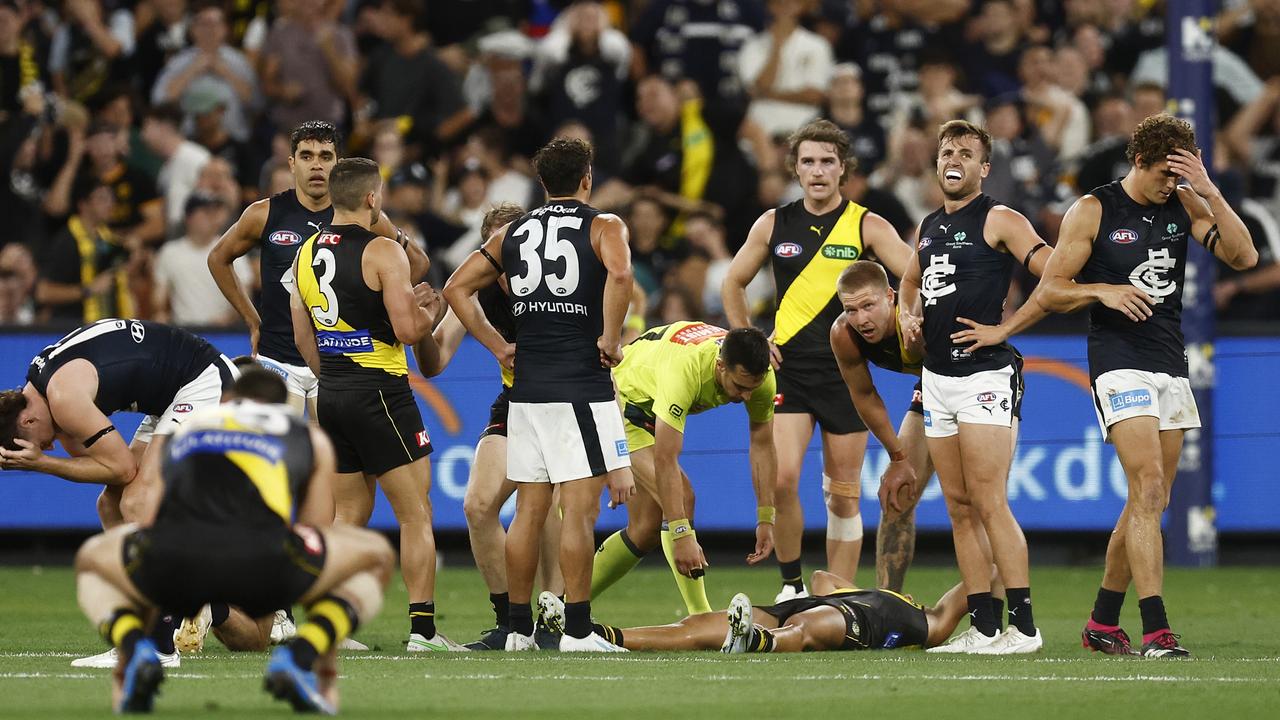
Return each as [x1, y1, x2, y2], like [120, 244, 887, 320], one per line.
[1039, 195, 1155, 321]
[443, 226, 512, 369]
[372, 211, 431, 282]
[595, 214, 633, 367]
[1168, 149, 1258, 271]
[722, 210, 775, 330]
[209, 199, 269, 354]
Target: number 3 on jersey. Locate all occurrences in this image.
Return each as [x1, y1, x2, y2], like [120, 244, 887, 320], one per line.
[509, 216, 581, 297]
[309, 248, 340, 327]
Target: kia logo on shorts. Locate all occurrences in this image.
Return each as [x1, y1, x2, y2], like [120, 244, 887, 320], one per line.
[1109, 229, 1138, 244]
[976, 392, 996, 403]
[269, 230, 303, 246]
[774, 242, 803, 258]
[172, 403, 194, 413]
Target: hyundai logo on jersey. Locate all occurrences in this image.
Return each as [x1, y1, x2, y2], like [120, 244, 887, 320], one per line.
[1109, 229, 1138, 244]
[774, 242, 803, 258]
[269, 230, 303, 246]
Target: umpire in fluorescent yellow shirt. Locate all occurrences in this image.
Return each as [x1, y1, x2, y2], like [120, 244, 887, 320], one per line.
[592, 321, 778, 614]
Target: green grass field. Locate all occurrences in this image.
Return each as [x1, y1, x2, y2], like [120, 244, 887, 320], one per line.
[2, 564, 1278, 719]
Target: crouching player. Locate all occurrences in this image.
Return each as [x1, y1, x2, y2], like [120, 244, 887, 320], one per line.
[73, 367, 394, 714]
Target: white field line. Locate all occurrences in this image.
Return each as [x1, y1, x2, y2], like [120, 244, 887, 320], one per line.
[420, 672, 1277, 684]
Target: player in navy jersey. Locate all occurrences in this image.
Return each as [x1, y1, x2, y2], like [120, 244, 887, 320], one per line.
[444, 138, 635, 652]
[898, 120, 1056, 655]
[208, 121, 428, 417]
[1039, 115, 1257, 657]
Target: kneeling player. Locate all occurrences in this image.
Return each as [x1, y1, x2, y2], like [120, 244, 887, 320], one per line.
[73, 367, 394, 714]
[542, 569, 966, 653]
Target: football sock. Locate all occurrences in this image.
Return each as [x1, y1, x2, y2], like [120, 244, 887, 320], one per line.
[489, 593, 510, 630]
[748, 627, 777, 653]
[510, 602, 534, 637]
[778, 558, 804, 592]
[1139, 595, 1170, 639]
[1006, 587, 1035, 636]
[291, 595, 359, 671]
[991, 597, 1006, 631]
[210, 603, 230, 628]
[564, 601, 591, 640]
[151, 614, 178, 655]
[1091, 587, 1125, 628]
[590, 531, 646, 598]
[660, 527, 713, 614]
[592, 623, 625, 647]
[409, 601, 436, 638]
[967, 592, 998, 637]
[100, 609, 144, 656]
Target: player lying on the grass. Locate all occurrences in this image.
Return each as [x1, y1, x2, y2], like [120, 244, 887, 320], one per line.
[541, 569, 966, 652]
[73, 367, 393, 714]
[591, 322, 776, 615]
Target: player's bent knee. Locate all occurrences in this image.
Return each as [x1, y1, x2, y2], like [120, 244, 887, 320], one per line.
[826, 509, 863, 543]
[463, 491, 501, 527]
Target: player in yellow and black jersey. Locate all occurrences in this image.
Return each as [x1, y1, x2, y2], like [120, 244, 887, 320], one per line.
[291, 157, 464, 652]
[722, 119, 915, 600]
[71, 367, 395, 714]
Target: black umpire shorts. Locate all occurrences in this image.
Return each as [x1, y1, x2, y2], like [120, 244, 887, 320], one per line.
[318, 386, 433, 476]
[775, 353, 867, 434]
[124, 521, 326, 619]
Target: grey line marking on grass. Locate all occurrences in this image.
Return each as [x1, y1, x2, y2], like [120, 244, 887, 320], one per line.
[419, 672, 1277, 684]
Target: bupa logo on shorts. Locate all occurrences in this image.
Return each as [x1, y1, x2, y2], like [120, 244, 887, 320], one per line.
[1109, 229, 1139, 244]
[130, 321, 145, 343]
[172, 403, 194, 414]
[975, 391, 996, 403]
[774, 242, 803, 258]
[820, 244, 860, 261]
[1109, 388, 1153, 413]
[415, 430, 430, 448]
[259, 360, 289, 380]
[668, 404, 684, 419]
[923, 410, 932, 427]
[269, 230, 303, 246]
[615, 439, 629, 457]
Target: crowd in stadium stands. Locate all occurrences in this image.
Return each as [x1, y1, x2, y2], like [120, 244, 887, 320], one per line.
[1, 0, 1279, 332]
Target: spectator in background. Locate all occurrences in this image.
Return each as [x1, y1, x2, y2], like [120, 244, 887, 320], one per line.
[80, 121, 165, 247]
[652, 283, 703, 326]
[825, 63, 887, 177]
[260, 0, 357, 132]
[36, 174, 135, 323]
[0, 242, 36, 324]
[983, 93, 1055, 225]
[1130, 81, 1167, 123]
[630, 0, 765, 101]
[627, 195, 674, 297]
[0, 76, 59, 249]
[881, 122, 941, 227]
[840, 162, 915, 241]
[1017, 44, 1089, 161]
[50, 0, 134, 103]
[361, 0, 472, 154]
[141, 102, 210, 231]
[434, 158, 490, 272]
[681, 211, 772, 320]
[187, 91, 254, 192]
[738, 0, 834, 138]
[131, 0, 190, 96]
[889, 49, 983, 145]
[1220, 0, 1280, 81]
[1073, 93, 1134, 193]
[150, 1, 257, 142]
[1070, 23, 1116, 103]
[0, 0, 46, 119]
[1130, 32, 1264, 121]
[462, 127, 536, 208]
[833, 0, 939, 125]
[965, 0, 1026, 99]
[531, 1, 629, 175]
[192, 155, 241, 217]
[152, 191, 249, 325]
[468, 56, 548, 165]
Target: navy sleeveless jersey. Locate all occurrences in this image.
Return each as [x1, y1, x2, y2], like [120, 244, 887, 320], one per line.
[258, 189, 334, 365]
[1080, 181, 1192, 380]
[500, 199, 612, 403]
[26, 319, 224, 416]
[916, 194, 1016, 376]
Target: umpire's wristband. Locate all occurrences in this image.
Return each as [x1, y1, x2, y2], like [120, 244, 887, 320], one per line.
[667, 518, 693, 539]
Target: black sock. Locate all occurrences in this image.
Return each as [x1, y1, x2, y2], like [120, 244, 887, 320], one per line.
[1006, 587, 1035, 636]
[592, 623, 624, 647]
[565, 601, 591, 639]
[1138, 595, 1169, 637]
[1091, 588, 1125, 627]
[967, 592, 998, 637]
[778, 558, 803, 591]
[288, 636, 319, 670]
[210, 604, 230, 627]
[409, 602, 436, 638]
[100, 609, 145, 657]
[509, 603, 534, 636]
[489, 593, 510, 631]
[749, 627, 776, 653]
[151, 614, 178, 655]
[991, 597, 1005, 631]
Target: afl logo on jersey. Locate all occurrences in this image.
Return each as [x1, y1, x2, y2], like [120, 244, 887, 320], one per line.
[774, 242, 803, 258]
[1109, 229, 1138, 244]
[129, 321, 145, 343]
[269, 230, 303, 246]
[172, 403, 194, 414]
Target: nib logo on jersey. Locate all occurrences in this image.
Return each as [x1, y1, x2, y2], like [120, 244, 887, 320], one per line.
[1128, 248, 1178, 303]
[921, 254, 957, 306]
[820, 244, 860, 260]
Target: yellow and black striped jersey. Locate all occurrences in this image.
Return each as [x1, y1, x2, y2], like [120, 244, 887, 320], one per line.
[295, 224, 408, 391]
[157, 400, 315, 529]
[770, 199, 868, 360]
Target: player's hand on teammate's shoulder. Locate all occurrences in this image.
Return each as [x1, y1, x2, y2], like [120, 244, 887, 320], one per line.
[747, 523, 774, 565]
[950, 317, 1008, 353]
[0, 439, 44, 470]
[597, 336, 623, 368]
[1097, 284, 1155, 322]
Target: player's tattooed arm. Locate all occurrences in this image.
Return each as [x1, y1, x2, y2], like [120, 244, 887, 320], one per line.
[1168, 149, 1258, 271]
[1038, 195, 1155, 321]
